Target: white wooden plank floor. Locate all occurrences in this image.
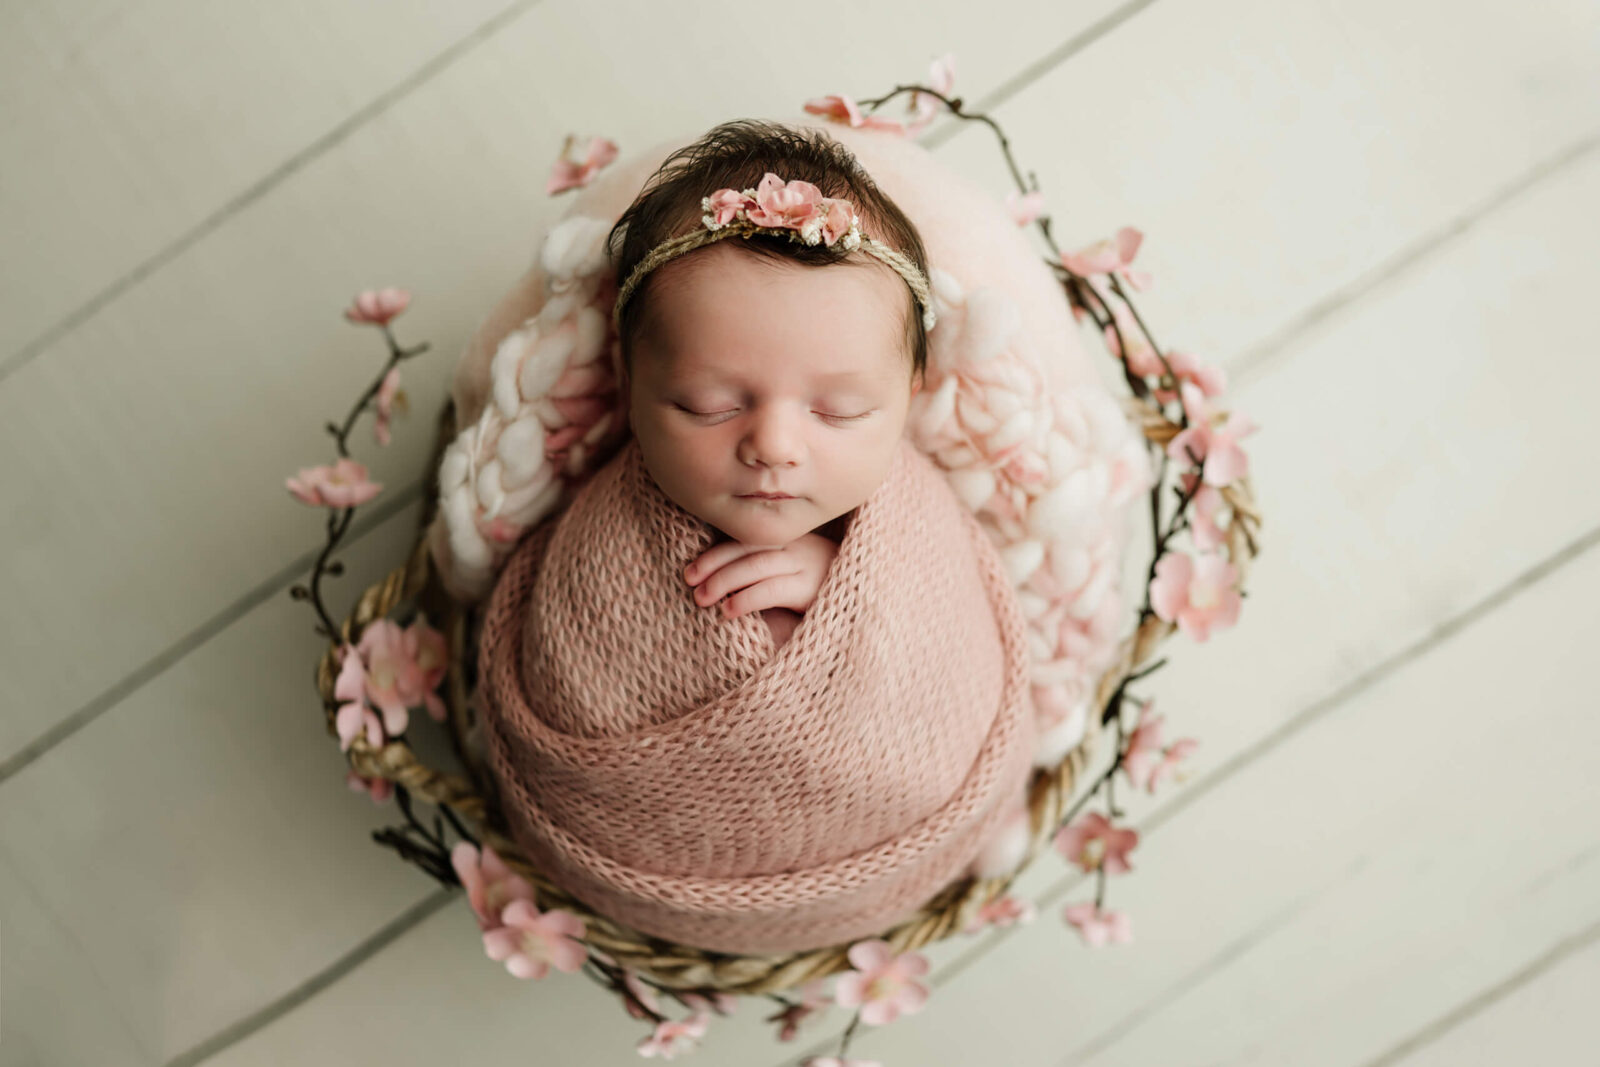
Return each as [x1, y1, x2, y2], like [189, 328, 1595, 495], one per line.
[2, 1, 1596, 1064]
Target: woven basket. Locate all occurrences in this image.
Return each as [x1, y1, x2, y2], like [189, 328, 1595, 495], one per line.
[313, 390, 1261, 996]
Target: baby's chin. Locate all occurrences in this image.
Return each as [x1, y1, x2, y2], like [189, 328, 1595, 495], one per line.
[707, 509, 812, 547]
[702, 497, 840, 547]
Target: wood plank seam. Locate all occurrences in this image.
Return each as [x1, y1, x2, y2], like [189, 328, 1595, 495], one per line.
[0, 483, 424, 788]
[0, 0, 548, 390]
[1229, 130, 1600, 384]
[1056, 856, 1373, 1067]
[1355, 913, 1600, 1067]
[921, 0, 1162, 152]
[161, 889, 458, 1067]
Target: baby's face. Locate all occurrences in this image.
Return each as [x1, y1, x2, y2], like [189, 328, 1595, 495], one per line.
[626, 240, 921, 547]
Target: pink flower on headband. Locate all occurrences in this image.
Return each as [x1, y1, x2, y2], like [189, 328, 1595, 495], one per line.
[747, 173, 824, 229]
[702, 173, 862, 249]
[820, 197, 857, 244]
[703, 187, 751, 227]
[546, 134, 618, 195]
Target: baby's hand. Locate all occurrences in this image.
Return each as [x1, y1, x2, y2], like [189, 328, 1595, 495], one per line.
[684, 533, 839, 619]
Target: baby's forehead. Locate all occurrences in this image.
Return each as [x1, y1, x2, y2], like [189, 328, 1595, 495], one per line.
[667, 362, 875, 385]
[638, 243, 915, 378]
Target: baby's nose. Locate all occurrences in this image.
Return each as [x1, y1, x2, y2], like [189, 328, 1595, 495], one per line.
[740, 410, 805, 467]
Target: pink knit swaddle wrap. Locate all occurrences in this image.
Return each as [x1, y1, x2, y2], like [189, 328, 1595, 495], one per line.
[478, 435, 1036, 954]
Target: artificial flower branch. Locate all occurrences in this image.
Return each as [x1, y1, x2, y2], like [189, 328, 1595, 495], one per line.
[288, 291, 471, 883]
[289, 293, 429, 640]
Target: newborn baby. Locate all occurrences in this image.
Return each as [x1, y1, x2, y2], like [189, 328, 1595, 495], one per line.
[471, 120, 1036, 953]
[607, 126, 933, 649]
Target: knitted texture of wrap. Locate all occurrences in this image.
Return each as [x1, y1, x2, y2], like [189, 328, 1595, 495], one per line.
[477, 435, 1037, 954]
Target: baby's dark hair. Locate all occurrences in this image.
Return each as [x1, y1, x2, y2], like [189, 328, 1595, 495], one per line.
[607, 119, 930, 383]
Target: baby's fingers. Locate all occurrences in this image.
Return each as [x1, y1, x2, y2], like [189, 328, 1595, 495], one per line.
[722, 574, 809, 618]
[685, 541, 767, 586]
[693, 550, 796, 607]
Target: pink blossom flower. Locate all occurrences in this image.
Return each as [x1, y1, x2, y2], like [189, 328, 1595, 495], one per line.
[804, 93, 866, 126]
[546, 134, 618, 195]
[286, 457, 382, 508]
[746, 172, 824, 232]
[356, 619, 420, 736]
[404, 617, 449, 722]
[333, 643, 386, 752]
[833, 939, 930, 1026]
[450, 842, 535, 931]
[1054, 812, 1139, 875]
[803, 93, 907, 134]
[373, 367, 405, 446]
[482, 899, 587, 980]
[1154, 349, 1226, 405]
[1149, 737, 1200, 791]
[1166, 381, 1258, 487]
[1120, 701, 1165, 787]
[345, 769, 393, 802]
[1061, 226, 1153, 291]
[334, 699, 384, 752]
[1120, 701, 1201, 793]
[1149, 550, 1242, 642]
[820, 197, 858, 245]
[1062, 902, 1133, 946]
[636, 1012, 709, 1059]
[703, 187, 752, 226]
[907, 52, 956, 135]
[1101, 307, 1165, 379]
[344, 288, 411, 326]
[1179, 470, 1229, 552]
[1005, 189, 1046, 227]
[766, 978, 830, 1041]
[963, 893, 1038, 934]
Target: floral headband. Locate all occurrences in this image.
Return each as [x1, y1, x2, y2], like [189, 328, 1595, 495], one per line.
[612, 172, 937, 334]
